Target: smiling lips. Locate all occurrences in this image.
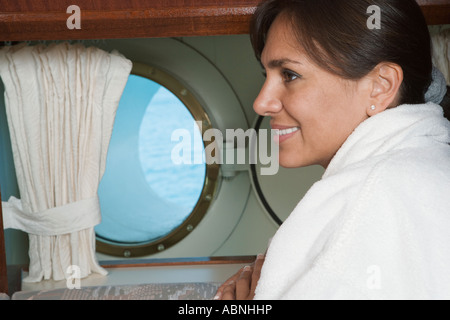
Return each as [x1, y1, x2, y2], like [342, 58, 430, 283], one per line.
[272, 125, 300, 143]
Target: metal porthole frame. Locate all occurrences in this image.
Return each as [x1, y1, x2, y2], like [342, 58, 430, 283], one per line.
[249, 116, 283, 226]
[96, 62, 220, 258]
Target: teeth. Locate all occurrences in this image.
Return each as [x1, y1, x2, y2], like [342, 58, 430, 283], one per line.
[278, 127, 300, 136]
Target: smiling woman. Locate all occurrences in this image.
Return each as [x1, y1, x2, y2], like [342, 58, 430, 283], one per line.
[217, 0, 450, 300]
[253, 16, 375, 168]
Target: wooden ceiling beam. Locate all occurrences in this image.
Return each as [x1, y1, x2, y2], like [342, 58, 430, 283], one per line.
[0, 0, 449, 42]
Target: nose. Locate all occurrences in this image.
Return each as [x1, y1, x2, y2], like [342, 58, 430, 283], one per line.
[253, 80, 283, 116]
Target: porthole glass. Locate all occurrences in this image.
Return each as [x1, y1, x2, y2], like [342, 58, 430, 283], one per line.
[139, 77, 207, 240]
[96, 63, 219, 257]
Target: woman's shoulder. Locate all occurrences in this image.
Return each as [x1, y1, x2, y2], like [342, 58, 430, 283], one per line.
[322, 143, 450, 232]
[356, 143, 450, 222]
[376, 144, 450, 184]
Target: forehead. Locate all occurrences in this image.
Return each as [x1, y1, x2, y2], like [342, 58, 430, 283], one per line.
[261, 14, 307, 66]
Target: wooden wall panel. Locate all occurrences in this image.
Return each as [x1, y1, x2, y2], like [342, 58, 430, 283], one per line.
[0, 0, 448, 41]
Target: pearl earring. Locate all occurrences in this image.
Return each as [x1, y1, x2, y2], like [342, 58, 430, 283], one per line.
[370, 105, 376, 111]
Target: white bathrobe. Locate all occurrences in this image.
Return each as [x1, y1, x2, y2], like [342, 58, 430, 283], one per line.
[254, 102, 450, 300]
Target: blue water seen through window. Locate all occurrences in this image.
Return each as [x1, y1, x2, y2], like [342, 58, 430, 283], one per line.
[96, 74, 206, 244]
[139, 81, 206, 210]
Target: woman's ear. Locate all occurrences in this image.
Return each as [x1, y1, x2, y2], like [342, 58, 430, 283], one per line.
[367, 62, 403, 117]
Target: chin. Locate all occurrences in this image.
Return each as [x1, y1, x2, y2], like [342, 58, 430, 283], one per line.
[278, 154, 306, 169]
[278, 147, 321, 168]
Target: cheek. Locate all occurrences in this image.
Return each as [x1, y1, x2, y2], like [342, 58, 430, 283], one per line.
[284, 90, 329, 132]
[295, 75, 368, 167]
[279, 88, 359, 167]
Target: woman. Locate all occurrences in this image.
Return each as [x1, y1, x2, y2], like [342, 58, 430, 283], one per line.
[216, 0, 450, 300]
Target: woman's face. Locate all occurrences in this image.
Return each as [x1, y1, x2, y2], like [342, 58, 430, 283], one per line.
[254, 15, 371, 169]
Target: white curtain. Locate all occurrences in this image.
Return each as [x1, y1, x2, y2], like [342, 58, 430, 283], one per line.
[431, 26, 450, 85]
[0, 42, 132, 282]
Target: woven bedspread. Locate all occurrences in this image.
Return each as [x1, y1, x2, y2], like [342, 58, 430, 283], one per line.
[12, 282, 221, 300]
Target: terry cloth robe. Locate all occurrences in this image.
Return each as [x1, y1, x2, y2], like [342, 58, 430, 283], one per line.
[254, 102, 450, 300]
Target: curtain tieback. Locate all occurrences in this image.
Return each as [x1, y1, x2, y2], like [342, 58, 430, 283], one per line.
[2, 196, 101, 236]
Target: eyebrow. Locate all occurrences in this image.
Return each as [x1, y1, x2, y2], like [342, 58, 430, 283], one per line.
[265, 58, 303, 69]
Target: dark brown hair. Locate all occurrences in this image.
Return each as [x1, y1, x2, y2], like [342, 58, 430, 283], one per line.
[250, 0, 435, 106]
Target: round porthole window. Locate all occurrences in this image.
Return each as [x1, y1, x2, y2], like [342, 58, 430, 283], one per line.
[96, 62, 219, 257]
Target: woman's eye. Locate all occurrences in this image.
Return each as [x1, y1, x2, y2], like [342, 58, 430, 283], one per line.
[282, 69, 301, 83]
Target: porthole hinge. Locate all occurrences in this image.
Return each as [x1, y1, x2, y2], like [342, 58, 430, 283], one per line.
[220, 141, 250, 179]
